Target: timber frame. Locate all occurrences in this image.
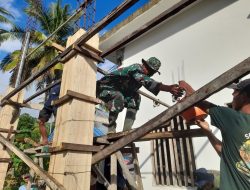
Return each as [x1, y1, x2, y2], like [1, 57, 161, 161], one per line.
[0, 0, 249, 190]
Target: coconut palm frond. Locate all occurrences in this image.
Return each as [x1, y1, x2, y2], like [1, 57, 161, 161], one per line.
[0, 26, 24, 45]
[0, 7, 14, 19]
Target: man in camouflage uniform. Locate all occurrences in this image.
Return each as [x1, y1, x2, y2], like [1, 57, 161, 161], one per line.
[97, 57, 182, 133]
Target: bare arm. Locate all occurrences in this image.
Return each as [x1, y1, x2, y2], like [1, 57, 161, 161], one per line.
[196, 120, 222, 156]
[159, 84, 184, 97]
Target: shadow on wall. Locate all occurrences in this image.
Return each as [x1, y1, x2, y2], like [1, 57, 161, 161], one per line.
[124, 0, 238, 58]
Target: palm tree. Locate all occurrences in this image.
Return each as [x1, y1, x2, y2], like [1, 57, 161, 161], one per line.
[0, 6, 23, 45]
[0, 6, 14, 25]
[0, 0, 77, 89]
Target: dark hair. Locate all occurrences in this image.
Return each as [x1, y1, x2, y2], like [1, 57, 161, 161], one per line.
[241, 84, 250, 98]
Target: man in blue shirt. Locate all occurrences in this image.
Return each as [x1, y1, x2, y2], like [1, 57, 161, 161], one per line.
[38, 84, 60, 145]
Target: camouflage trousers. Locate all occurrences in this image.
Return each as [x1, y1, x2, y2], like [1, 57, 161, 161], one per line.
[97, 87, 141, 131]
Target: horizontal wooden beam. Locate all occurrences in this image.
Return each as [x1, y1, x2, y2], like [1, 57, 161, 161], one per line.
[0, 133, 65, 190]
[92, 57, 250, 164]
[0, 128, 17, 134]
[23, 80, 61, 104]
[121, 147, 139, 154]
[51, 42, 65, 52]
[73, 44, 104, 63]
[95, 128, 205, 143]
[50, 142, 102, 153]
[1, 99, 43, 110]
[52, 90, 103, 106]
[0, 158, 11, 163]
[67, 90, 103, 104]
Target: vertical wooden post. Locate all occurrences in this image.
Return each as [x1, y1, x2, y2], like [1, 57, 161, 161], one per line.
[0, 87, 23, 189]
[48, 29, 99, 190]
[131, 143, 143, 190]
[115, 151, 137, 190]
[110, 154, 117, 190]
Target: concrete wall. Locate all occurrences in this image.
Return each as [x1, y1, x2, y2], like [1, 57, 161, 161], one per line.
[101, 0, 250, 189]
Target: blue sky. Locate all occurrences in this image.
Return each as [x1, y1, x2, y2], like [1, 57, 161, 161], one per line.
[0, 0, 149, 94]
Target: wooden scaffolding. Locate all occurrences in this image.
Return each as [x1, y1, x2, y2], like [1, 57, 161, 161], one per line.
[0, 0, 249, 189]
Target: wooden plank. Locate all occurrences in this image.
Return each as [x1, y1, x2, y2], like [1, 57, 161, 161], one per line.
[131, 143, 143, 190]
[2, 100, 43, 110]
[161, 127, 171, 185]
[151, 139, 159, 185]
[92, 165, 112, 190]
[50, 142, 102, 153]
[35, 153, 51, 158]
[167, 123, 177, 186]
[115, 151, 137, 190]
[183, 122, 195, 186]
[188, 125, 196, 186]
[94, 128, 205, 142]
[178, 116, 188, 186]
[0, 128, 17, 134]
[121, 147, 139, 154]
[67, 90, 103, 105]
[52, 90, 103, 106]
[73, 45, 104, 63]
[51, 42, 66, 52]
[83, 43, 102, 55]
[156, 129, 165, 185]
[171, 119, 181, 186]
[0, 133, 65, 190]
[110, 154, 117, 190]
[0, 158, 11, 163]
[92, 58, 250, 164]
[48, 29, 98, 190]
[101, 0, 200, 58]
[0, 87, 23, 189]
[52, 94, 71, 106]
[24, 148, 37, 154]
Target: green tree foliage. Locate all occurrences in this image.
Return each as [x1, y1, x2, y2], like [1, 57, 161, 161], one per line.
[3, 113, 44, 190]
[0, 0, 78, 89]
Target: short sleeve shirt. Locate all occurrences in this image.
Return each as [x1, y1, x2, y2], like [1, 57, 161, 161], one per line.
[209, 106, 250, 190]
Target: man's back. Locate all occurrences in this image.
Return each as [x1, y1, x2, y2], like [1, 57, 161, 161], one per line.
[209, 106, 250, 190]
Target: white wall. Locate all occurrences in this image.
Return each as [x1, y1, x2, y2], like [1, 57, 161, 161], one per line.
[104, 0, 250, 189]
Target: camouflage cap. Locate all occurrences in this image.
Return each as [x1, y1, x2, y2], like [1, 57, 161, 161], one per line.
[142, 57, 161, 74]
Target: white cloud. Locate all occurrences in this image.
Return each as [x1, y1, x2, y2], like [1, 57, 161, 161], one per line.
[0, 23, 12, 30]
[0, 0, 21, 19]
[0, 39, 21, 52]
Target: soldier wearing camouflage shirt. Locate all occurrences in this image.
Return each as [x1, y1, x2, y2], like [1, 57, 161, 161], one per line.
[97, 57, 182, 133]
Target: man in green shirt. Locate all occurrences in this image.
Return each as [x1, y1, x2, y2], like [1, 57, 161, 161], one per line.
[194, 79, 250, 190]
[97, 57, 183, 132]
